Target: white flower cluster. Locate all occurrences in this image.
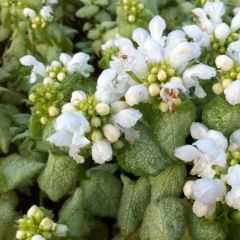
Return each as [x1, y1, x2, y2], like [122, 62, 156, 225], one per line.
[20, 52, 93, 84]
[175, 122, 240, 218]
[47, 90, 142, 164]
[16, 205, 68, 240]
[99, 1, 240, 111]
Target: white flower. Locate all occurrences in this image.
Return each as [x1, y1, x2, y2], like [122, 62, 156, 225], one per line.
[71, 90, 87, 105]
[103, 124, 121, 143]
[55, 224, 68, 237]
[143, 38, 163, 62]
[111, 108, 142, 129]
[19, 55, 45, 83]
[192, 201, 216, 218]
[40, 6, 53, 21]
[230, 129, 240, 146]
[32, 234, 45, 240]
[132, 28, 149, 49]
[182, 64, 216, 98]
[225, 187, 240, 209]
[183, 25, 210, 47]
[231, 9, 240, 32]
[23, 8, 36, 19]
[39, 217, 54, 231]
[27, 205, 39, 219]
[190, 122, 228, 150]
[227, 40, 240, 62]
[224, 80, 240, 105]
[215, 55, 234, 71]
[92, 140, 113, 164]
[175, 138, 227, 178]
[62, 103, 76, 112]
[203, 2, 225, 26]
[125, 84, 149, 106]
[95, 69, 133, 103]
[149, 15, 166, 43]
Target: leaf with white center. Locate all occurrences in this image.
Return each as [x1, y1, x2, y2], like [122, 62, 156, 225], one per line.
[203, 97, 240, 137]
[82, 170, 122, 218]
[150, 101, 197, 160]
[59, 188, 84, 237]
[117, 175, 150, 237]
[149, 163, 187, 201]
[117, 123, 169, 176]
[140, 197, 185, 240]
[38, 152, 80, 202]
[0, 154, 44, 192]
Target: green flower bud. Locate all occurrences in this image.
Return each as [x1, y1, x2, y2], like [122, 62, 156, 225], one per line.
[113, 140, 124, 149]
[157, 70, 167, 81]
[29, 93, 36, 102]
[91, 117, 101, 128]
[96, 102, 110, 116]
[48, 106, 59, 117]
[159, 102, 168, 112]
[39, 217, 55, 231]
[148, 83, 160, 97]
[16, 230, 26, 240]
[57, 72, 66, 82]
[128, 15, 136, 23]
[212, 83, 223, 95]
[222, 79, 232, 89]
[148, 74, 157, 83]
[91, 130, 103, 142]
[40, 117, 48, 125]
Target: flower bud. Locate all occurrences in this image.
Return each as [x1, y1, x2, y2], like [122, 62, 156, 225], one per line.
[91, 117, 101, 128]
[48, 106, 59, 117]
[57, 72, 66, 82]
[49, 72, 56, 79]
[43, 77, 53, 85]
[113, 140, 124, 149]
[96, 103, 110, 116]
[148, 83, 160, 96]
[159, 102, 168, 112]
[110, 101, 127, 114]
[91, 130, 103, 142]
[215, 55, 234, 71]
[29, 93, 36, 102]
[71, 90, 87, 105]
[103, 124, 121, 143]
[183, 180, 194, 199]
[39, 217, 55, 231]
[40, 116, 48, 125]
[128, 15, 136, 23]
[222, 79, 232, 89]
[212, 83, 223, 95]
[55, 224, 68, 237]
[228, 143, 239, 152]
[27, 205, 44, 222]
[31, 234, 45, 240]
[148, 74, 157, 83]
[16, 230, 26, 239]
[158, 70, 167, 81]
[215, 23, 230, 42]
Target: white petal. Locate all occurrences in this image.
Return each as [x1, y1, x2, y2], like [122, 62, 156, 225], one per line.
[225, 187, 240, 209]
[203, 2, 225, 26]
[190, 122, 208, 139]
[132, 28, 149, 47]
[174, 145, 201, 162]
[183, 24, 210, 47]
[192, 8, 214, 33]
[72, 133, 90, 148]
[59, 53, 72, 66]
[69, 145, 85, 164]
[206, 130, 228, 150]
[182, 63, 216, 89]
[215, 55, 234, 71]
[62, 103, 76, 112]
[143, 38, 163, 62]
[226, 165, 240, 187]
[215, 23, 230, 42]
[20, 55, 38, 66]
[111, 108, 142, 129]
[125, 84, 149, 106]
[192, 178, 226, 204]
[149, 15, 166, 43]
[165, 30, 186, 51]
[224, 80, 240, 105]
[32, 235, 45, 240]
[193, 138, 219, 156]
[114, 37, 133, 50]
[123, 127, 139, 143]
[230, 129, 240, 146]
[47, 130, 72, 147]
[227, 40, 240, 62]
[71, 90, 87, 105]
[92, 140, 113, 164]
[23, 8, 36, 19]
[231, 11, 240, 32]
[55, 111, 90, 134]
[192, 201, 216, 218]
[194, 82, 206, 98]
[40, 6, 53, 20]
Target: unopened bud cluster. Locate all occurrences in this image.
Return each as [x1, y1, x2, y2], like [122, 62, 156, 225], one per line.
[3, 0, 22, 7]
[228, 143, 240, 166]
[31, 16, 47, 29]
[29, 82, 64, 125]
[16, 205, 68, 240]
[122, 0, 144, 23]
[45, 62, 68, 84]
[145, 62, 182, 112]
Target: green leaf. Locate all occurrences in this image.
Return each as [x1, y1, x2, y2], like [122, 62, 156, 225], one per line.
[186, 205, 226, 240]
[149, 163, 186, 201]
[76, 5, 100, 18]
[0, 107, 11, 153]
[82, 170, 122, 218]
[0, 154, 44, 192]
[117, 123, 169, 176]
[59, 188, 85, 237]
[38, 152, 80, 202]
[117, 175, 150, 237]
[202, 97, 240, 137]
[140, 197, 185, 240]
[150, 101, 196, 160]
[30, 109, 44, 138]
